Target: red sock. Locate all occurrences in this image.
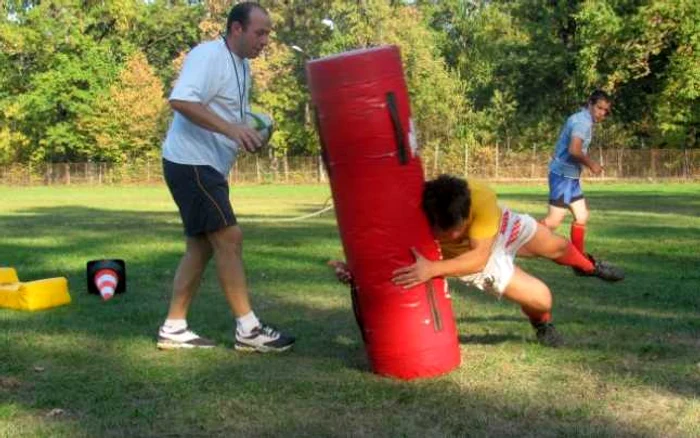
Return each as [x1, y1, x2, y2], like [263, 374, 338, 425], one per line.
[522, 308, 552, 325]
[570, 223, 586, 254]
[554, 241, 594, 272]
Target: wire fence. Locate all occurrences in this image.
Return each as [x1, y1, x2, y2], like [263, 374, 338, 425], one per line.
[0, 148, 698, 186]
[426, 147, 699, 181]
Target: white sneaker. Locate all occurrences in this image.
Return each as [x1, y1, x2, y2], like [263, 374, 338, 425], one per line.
[235, 323, 295, 353]
[157, 327, 216, 350]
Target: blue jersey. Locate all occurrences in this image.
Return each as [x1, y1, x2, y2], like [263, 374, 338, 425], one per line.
[548, 108, 593, 179]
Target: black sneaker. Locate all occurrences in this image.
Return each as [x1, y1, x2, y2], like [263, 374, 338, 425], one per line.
[235, 323, 295, 353]
[573, 253, 625, 282]
[157, 327, 216, 350]
[532, 322, 564, 348]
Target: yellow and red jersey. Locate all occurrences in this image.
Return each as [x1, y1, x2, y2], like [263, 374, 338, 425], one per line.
[437, 179, 502, 259]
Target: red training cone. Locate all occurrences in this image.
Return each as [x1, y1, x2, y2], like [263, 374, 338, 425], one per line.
[86, 259, 126, 300]
[94, 268, 118, 300]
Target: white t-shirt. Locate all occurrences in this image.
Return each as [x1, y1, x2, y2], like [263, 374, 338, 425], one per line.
[163, 38, 251, 176]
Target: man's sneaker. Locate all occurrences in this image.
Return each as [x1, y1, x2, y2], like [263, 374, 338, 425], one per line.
[532, 322, 564, 348]
[574, 253, 625, 282]
[235, 323, 295, 353]
[157, 327, 216, 350]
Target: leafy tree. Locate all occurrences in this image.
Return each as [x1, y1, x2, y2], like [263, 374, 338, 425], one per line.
[2, 1, 123, 162]
[81, 51, 168, 163]
[130, 0, 204, 90]
[576, 0, 700, 148]
[1, 0, 698, 167]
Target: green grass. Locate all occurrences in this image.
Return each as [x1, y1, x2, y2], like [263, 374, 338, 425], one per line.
[1, 182, 699, 437]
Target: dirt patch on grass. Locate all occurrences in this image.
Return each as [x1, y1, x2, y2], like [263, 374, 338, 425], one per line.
[0, 376, 21, 390]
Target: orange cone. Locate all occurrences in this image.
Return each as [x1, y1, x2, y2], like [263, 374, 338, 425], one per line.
[86, 259, 126, 300]
[94, 268, 118, 301]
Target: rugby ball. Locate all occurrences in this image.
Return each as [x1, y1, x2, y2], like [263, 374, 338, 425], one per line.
[245, 111, 275, 146]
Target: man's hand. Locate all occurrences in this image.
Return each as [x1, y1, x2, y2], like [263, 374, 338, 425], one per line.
[391, 248, 435, 289]
[588, 161, 603, 175]
[328, 260, 353, 284]
[569, 137, 603, 176]
[226, 123, 263, 153]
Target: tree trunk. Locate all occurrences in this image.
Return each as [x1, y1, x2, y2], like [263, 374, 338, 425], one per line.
[284, 154, 289, 183]
[464, 142, 469, 177]
[495, 142, 499, 179]
[433, 142, 439, 178]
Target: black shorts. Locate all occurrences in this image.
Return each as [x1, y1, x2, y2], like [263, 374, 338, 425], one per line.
[163, 159, 237, 236]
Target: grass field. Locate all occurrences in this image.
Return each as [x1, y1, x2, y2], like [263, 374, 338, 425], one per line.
[1, 182, 699, 437]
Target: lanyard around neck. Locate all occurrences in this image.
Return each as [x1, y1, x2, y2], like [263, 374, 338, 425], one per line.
[222, 36, 246, 121]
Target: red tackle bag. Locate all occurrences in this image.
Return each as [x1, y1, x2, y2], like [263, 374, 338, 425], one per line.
[307, 45, 460, 380]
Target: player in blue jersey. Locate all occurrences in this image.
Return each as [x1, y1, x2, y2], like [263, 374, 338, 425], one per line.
[542, 90, 612, 261]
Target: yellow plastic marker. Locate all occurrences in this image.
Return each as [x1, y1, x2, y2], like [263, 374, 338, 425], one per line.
[0, 267, 71, 311]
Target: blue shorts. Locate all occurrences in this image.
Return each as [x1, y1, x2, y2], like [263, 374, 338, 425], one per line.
[548, 172, 584, 207]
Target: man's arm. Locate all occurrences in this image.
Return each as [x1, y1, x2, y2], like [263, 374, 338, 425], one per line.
[391, 235, 496, 289]
[568, 136, 602, 175]
[170, 100, 262, 152]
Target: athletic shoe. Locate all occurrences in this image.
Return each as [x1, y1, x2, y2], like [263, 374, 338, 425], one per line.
[573, 253, 625, 282]
[532, 322, 564, 348]
[235, 323, 295, 353]
[157, 327, 216, 350]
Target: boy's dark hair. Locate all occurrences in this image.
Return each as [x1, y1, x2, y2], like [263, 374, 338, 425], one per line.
[587, 89, 611, 106]
[227, 2, 267, 33]
[422, 174, 471, 231]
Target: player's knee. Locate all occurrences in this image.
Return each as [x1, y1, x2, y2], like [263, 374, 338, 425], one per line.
[534, 294, 552, 313]
[510, 283, 552, 313]
[529, 285, 552, 312]
[210, 226, 244, 254]
[574, 210, 589, 224]
[188, 246, 212, 264]
[185, 238, 213, 262]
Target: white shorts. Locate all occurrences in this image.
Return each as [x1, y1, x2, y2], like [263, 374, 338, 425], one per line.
[458, 209, 537, 296]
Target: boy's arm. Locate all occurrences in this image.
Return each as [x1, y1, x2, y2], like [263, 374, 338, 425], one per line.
[431, 235, 495, 278]
[568, 136, 602, 175]
[391, 235, 495, 289]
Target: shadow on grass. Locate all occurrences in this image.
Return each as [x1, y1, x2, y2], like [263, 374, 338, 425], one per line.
[459, 333, 521, 345]
[1, 202, 699, 437]
[2, 323, 663, 438]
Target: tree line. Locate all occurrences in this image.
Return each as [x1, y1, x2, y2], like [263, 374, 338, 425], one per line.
[1, 0, 697, 167]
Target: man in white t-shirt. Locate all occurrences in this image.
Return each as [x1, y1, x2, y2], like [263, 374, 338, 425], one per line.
[158, 2, 294, 353]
